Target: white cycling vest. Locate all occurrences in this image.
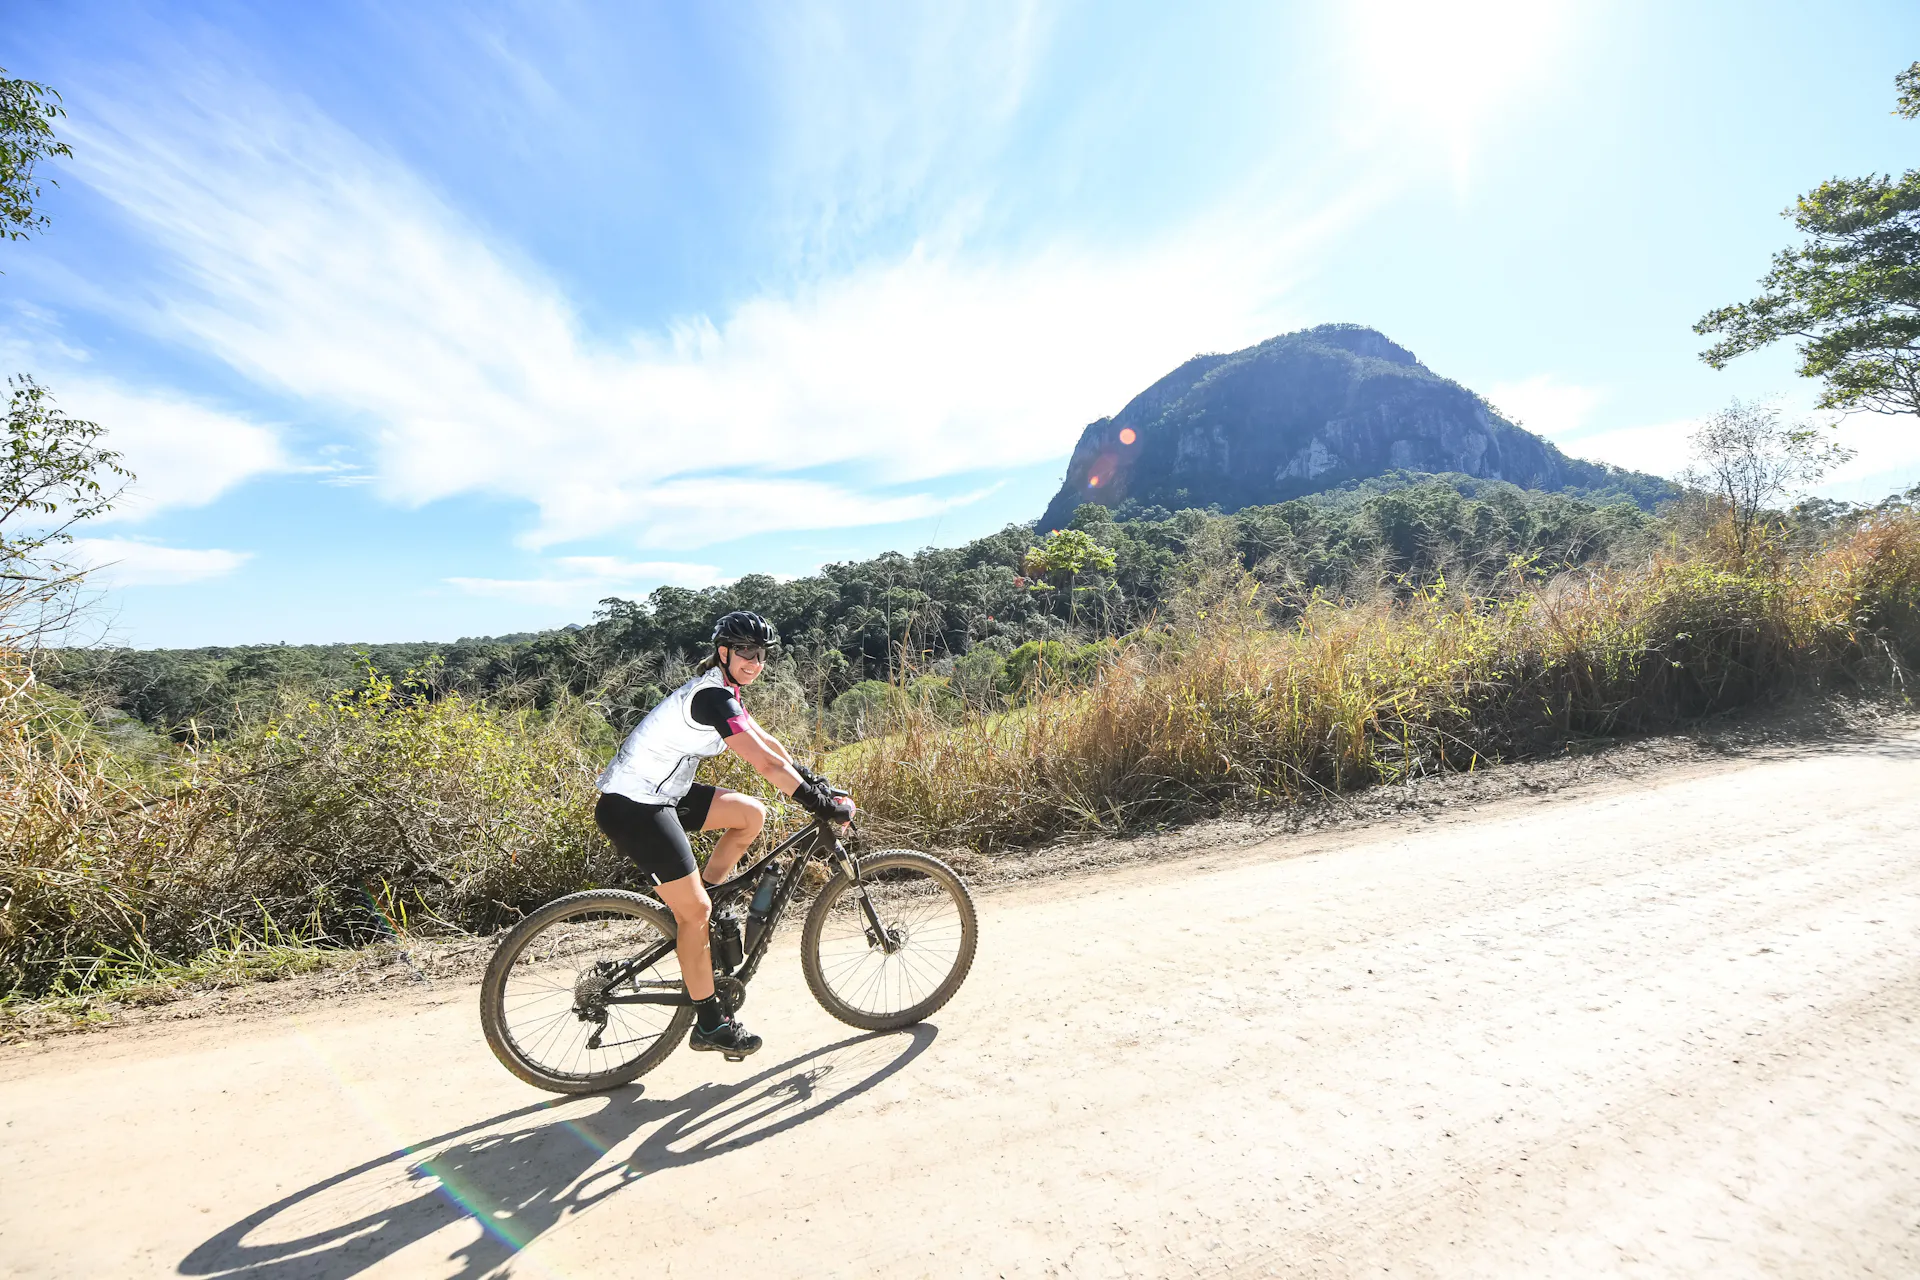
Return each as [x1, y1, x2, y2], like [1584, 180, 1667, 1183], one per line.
[598, 667, 738, 804]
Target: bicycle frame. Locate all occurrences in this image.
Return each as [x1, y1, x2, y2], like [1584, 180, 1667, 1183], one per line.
[599, 817, 861, 1007]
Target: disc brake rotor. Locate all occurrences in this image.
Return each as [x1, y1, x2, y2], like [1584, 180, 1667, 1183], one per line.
[864, 922, 908, 953]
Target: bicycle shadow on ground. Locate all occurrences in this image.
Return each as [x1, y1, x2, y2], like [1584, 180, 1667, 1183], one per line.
[177, 1024, 937, 1280]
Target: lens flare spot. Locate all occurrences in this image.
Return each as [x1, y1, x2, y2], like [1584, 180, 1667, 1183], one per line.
[1088, 474, 1101, 486]
[1118, 428, 1137, 445]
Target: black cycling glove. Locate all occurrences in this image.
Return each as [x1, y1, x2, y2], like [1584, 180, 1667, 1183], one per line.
[791, 777, 855, 824]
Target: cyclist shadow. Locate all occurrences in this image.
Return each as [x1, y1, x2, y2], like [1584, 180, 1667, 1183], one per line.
[178, 1024, 937, 1280]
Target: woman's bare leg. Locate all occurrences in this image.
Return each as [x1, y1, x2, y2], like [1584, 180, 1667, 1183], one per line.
[699, 790, 768, 885]
[653, 873, 715, 1001]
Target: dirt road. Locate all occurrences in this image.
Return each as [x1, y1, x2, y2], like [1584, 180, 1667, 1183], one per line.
[4, 730, 1918, 1279]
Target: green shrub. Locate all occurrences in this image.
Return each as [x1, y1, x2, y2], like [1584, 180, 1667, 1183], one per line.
[829, 680, 906, 741]
[1000, 640, 1069, 695]
[950, 646, 1007, 706]
[907, 674, 963, 720]
[1068, 638, 1122, 682]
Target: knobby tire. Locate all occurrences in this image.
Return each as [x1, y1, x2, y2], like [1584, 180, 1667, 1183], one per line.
[800, 850, 978, 1031]
[480, 889, 693, 1094]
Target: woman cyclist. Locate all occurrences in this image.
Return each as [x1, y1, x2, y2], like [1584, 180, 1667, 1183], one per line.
[594, 610, 855, 1060]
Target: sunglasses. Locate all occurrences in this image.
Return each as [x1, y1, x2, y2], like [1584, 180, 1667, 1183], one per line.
[727, 646, 768, 663]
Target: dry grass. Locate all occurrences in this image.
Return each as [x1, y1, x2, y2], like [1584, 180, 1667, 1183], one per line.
[4, 514, 1917, 1005]
[841, 514, 1920, 849]
[0, 667, 624, 1001]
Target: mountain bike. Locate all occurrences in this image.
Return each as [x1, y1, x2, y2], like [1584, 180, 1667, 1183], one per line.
[479, 805, 978, 1094]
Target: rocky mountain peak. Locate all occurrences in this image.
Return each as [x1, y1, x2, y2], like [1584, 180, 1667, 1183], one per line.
[1038, 325, 1662, 530]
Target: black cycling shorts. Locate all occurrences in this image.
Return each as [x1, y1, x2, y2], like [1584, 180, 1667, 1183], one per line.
[595, 784, 718, 885]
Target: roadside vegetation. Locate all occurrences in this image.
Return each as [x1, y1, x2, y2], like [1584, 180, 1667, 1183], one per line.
[7, 480, 1920, 1013]
[840, 507, 1920, 848]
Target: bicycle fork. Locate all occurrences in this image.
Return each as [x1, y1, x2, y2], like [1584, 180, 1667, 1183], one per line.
[833, 846, 903, 956]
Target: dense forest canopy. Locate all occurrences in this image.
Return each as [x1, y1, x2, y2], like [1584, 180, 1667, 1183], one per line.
[45, 472, 1659, 735]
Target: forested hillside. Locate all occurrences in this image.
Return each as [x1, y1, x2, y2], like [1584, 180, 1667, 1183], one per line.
[45, 472, 1655, 735]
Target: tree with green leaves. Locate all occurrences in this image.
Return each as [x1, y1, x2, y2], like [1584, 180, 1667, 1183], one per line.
[0, 70, 127, 639]
[1695, 62, 1920, 418]
[1, 69, 71, 245]
[1022, 527, 1118, 583]
[1021, 527, 1118, 627]
[1, 377, 126, 637]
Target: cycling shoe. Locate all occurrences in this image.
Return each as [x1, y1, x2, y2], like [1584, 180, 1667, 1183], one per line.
[689, 1016, 763, 1062]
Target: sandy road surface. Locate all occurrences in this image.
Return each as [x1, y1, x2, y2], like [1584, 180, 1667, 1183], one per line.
[4, 731, 1919, 1279]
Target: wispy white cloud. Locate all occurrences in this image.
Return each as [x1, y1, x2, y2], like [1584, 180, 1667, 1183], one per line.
[53, 4, 1558, 557]
[629, 476, 1001, 549]
[448, 557, 723, 610]
[1810, 410, 1920, 502]
[759, 1, 1051, 256]
[48, 380, 287, 519]
[67, 538, 252, 586]
[61, 64, 1337, 550]
[1489, 374, 1693, 477]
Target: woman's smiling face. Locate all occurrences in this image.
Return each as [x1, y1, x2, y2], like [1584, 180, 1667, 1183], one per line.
[722, 645, 766, 685]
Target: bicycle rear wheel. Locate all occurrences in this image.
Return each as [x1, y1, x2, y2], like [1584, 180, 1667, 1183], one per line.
[480, 890, 692, 1094]
[801, 850, 977, 1031]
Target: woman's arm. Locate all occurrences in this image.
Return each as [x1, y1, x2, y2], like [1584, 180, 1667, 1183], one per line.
[723, 724, 804, 796]
[753, 722, 795, 767]
[724, 725, 854, 819]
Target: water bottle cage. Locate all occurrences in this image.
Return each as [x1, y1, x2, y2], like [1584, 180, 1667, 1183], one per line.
[709, 915, 745, 973]
[748, 862, 782, 919]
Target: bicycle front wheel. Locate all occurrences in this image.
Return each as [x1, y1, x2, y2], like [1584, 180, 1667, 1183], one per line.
[801, 850, 977, 1031]
[480, 890, 693, 1094]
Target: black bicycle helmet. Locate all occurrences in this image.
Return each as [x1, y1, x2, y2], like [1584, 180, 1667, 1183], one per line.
[712, 610, 777, 649]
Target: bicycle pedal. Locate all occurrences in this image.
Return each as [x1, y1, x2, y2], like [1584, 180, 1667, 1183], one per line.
[723, 1052, 746, 1062]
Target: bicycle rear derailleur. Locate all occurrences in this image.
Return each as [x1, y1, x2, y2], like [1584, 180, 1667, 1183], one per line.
[573, 961, 618, 1047]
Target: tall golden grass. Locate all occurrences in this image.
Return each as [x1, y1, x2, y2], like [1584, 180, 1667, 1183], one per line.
[840, 513, 1920, 849]
[3, 513, 1917, 1001]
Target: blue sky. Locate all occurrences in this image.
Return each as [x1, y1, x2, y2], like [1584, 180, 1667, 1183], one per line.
[4, 0, 1918, 646]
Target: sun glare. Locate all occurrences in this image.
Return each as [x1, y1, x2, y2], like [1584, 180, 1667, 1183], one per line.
[1345, 0, 1575, 180]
